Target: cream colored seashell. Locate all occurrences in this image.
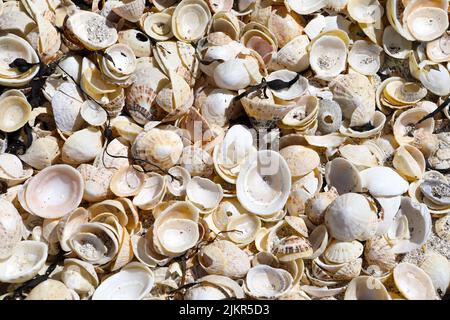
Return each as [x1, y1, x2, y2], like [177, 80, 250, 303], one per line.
[324, 239, 364, 264]
[375, 196, 402, 236]
[166, 166, 191, 197]
[110, 226, 134, 271]
[267, 5, 303, 48]
[418, 63, 450, 96]
[172, 0, 211, 42]
[244, 265, 293, 299]
[393, 262, 437, 300]
[347, 0, 384, 23]
[393, 108, 434, 146]
[279, 145, 320, 178]
[406, 7, 448, 42]
[0, 240, 47, 283]
[0, 153, 33, 187]
[339, 144, 378, 169]
[213, 59, 252, 90]
[339, 111, 386, 139]
[199, 240, 250, 279]
[325, 158, 362, 195]
[325, 193, 378, 241]
[103, 43, 137, 78]
[420, 179, 450, 207]
[152, 0, 177, 11]
[329, 73, 375, 127]
[179, 145, 213, 177]
[273, 235, 313, 261]
[386, 0, 415, 41]
[118, 29, 151, 58]
[19, 136, 60, 170]
[237, 150, 291, 217]
[267, 70, 308, 101]
[393, 145, 425, 181]
[382, 26, 412, 60]
[285, 0, 326, 15]
[184, 283, 229, 300]
[281, 95, 319, 129]
[271, 35, 310, 72]
[97, 138, 130, 170]
[0, 10, 36, 38]
[133, 173, 166, 210]
[241, 27, 277, 65]
[111, 117, 143, 143]
[348, 40, 382, 75]
[141, 12, 173, 41]
[25, 165, 84, 219]
[226, 214, 261, 245]
[61, 258, 99, 295]
[0, 199, 22, 259]
[62, 127, 103, 164]
[317, 99, 342, 134]
[201, 88, 236, 127]
[305, 188, 339, 225]
[309, 34, 348, 80]
[58, 207, 89, 252]
[364, 236, 397, 271]
[131, 128, 184, 171]
[426, 32, 450, 63]
[80, 100, 108, 127]
[66, 11, 118, 50]
[26, 279, 75, 300]
[110, 166, 145, 198]
[186, 176, 223, 213]
[112, 0, 145, 22]
[389, 197, 432, 254]
[435, 215, 450, 241]
[70, 222, 119, 265]
[93, 262, 154, 300]
[0, 96, 31, 133]
[51, 82, 85, 133]
[420, 252, 450, 297]
[344, 276, 390, 300]
[360, 167, 409, 197]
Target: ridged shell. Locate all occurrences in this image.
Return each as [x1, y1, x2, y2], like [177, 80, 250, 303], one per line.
[324, 239, 364, 264]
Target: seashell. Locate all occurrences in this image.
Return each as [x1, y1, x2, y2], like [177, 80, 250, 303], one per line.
[110, 166, 146, 197]
[141, 12, 173, 41]
[305, 188, 339, 225]
[285, 0, 327, 15]
[267, 70, 308, 101]
[61, 258, 99, 295]
[359, 167, 409, 197]
[347, 0, 384, 24]
[426, 32, 450, 63]
[389, 197, 432, 254]
[112, 0, 145, 23]
[80, 100, 108, 127]
[179, 145, 213, 177]
[273, 236, 313, 261]
[382, 26, 412, 59]
[118, 29, 152, 58]
[0, 96, 31, 132]
[317, 99, 342, 134]
[199, 240, 250, 279]
[133, 173, 166, 210]
[26, 279, 75, 300]
[213, 59, 252, 90]
[171, 0, 211, 42]
[51, 82, 85, 133]
[348, 40, 383, 76]
[375, 196, 402, 236]
[364, 236, 397, 271]
[393, 108, 434, 146]
[406, 6, 448, 42]
[417, 62, 450, 96]
[309, 33, 348, 80]
[325, 193, 378, 241]
[226, 214, 261, 245]
[325, 158, 362, 195]
[65, 11, 118, 50]
[329, 73, 375, 127]
[111, 117, 144, 143]
[267, 5, 304, 48]
[166, 166, 191, 197]
[186, 176, 223, 213]
[435, 215, 450, 241]
[280, 145, 320, 178]
[344, 276, 390, 300]
[0, 153, 33, 187]
[393, 262, 437, 300]
[236, 150, 291, 217]
[62, 127, 103, 165]
[271, 35, 310, 72]
[70, 222, 119, 265]
[0, 199, 23, 259]
[281, 95, 319, 130]
[393, 145, 425, 181]
[24, 165, 84, 219]
[0, 241, 47, 283]
[93, 262, 154, 300]
[132, 128, 184, 171]
[59, 208, 89, 252]
[333, 258, 362, 281]
[200, 88, 236, 127]
[244, 265, 293, 299]
[324, 239, 364, 264]
[419, 252, 450, 297]
[241, 27, 277, 65]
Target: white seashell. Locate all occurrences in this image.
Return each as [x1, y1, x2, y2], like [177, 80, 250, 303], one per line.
[244, 265, 293, 299]
[58, 207, 89, 252]
[51, 82, 85, 133]
[325, 158, 362, 195]
[226, 214, 261, 245]
[324, 239, 364, 264]
[62, 127, 103, 165]
[360, 167, 409, 197]
[382, 26, 412, 59]
[237, 150, 291, 217]
[406, 7, 448, 42]
[213, 59, 252, 90]
[420, 252, 450, 297]
[393, 262, 437, 300]
[418, 63, 450, 96]
[24, 164, 84, 219]
[344, 276, 390, 300]
[171, 0, 211, 42]
[267, 70, 309, 101]
[271, 35, 310, 73]
[110, 166, 146, 198]
[325, 193, 378, 241]
[112, 0, 145, 23]
[133, 173, 166, 210]
[19, 136, 60, 170]
[347, 0, 384, 24]
[166, 166, 191, 197]
[201, 89, 236, 127]
[0, 241, 47, 283]
[348, 40, 383, 75]
[186, 176, 223, 213]
[309, 34, 348, 80]
[26, 279, 75, 300]
[93, 262, 154, 300]
[285, 0, 326, 15]
[61, 258, 99, 295]
[0, 199, 23, 259]
[80, 100, 108, 126]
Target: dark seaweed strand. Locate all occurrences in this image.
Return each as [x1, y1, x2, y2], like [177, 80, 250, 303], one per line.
[418, 96, 450, 124]
[54, 62, 180, 182]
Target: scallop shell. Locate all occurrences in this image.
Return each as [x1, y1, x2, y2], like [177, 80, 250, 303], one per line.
[24, 165, 84, 219]
[112, 0, 145, 23]
[0, 241, 47, 283]
[324, 239, 364, 264]
[236, 150, 291, 217]
[393, 262, 437, 300]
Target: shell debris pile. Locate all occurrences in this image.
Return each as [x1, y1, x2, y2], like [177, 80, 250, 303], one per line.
[0, 0, 450, 300]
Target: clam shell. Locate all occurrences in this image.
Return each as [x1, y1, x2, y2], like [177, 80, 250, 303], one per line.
[26, 279, 75, 300]
[118, 29, 152, 58]
[245, 265, 293, 299]
[62, 127, 103, 165]
[171, 0, 211, 42]
[325, 158, 362, 195]
[393, 262, 437, 300]
[0, 96, 31, 132]
[360, 166, 409, 197]
[344, 276, 390, 300]
[142, 12, 173, 41]
[186, 176, 223, 213]
[0, 199, 23, 259]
